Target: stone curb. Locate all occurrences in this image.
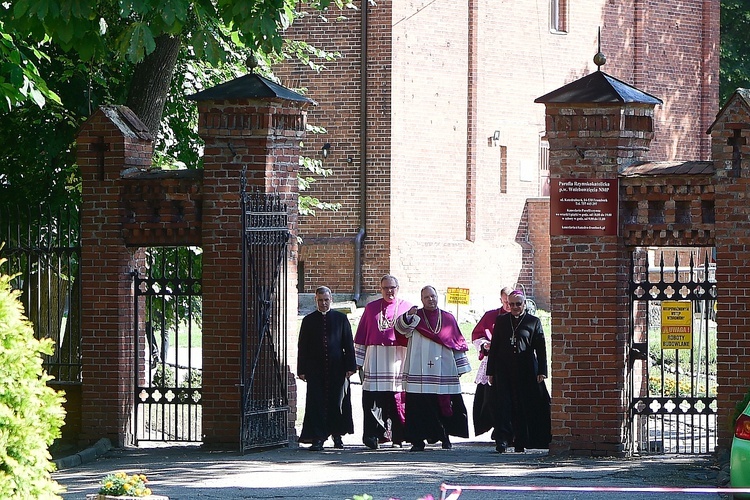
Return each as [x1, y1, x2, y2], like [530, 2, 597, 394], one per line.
[54, 438, 113, 470]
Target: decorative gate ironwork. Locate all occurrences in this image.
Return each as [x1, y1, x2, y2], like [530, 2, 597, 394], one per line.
[240, 183, 289, 452]
[628, 247, 717, 454]
[133, 247, 202, 443]
[0, 204, 82, 383]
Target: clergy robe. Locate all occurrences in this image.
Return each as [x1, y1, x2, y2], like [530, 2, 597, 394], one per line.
[395, 308, 471, 444]
[354, 297, 413, 445]
[471, 306, 508, 436]
[486, 311, 551, 449]
[297, 309, 357, 443]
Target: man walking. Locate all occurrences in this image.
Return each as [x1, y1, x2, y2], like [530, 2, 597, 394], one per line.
[395, 285, 471, 451]
[354, 274, 413, 449]
[297, 286, 357, 450]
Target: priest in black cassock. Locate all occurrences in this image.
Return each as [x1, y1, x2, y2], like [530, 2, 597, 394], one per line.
[487, 290, 551, 453]
[297, 286, 357, 451]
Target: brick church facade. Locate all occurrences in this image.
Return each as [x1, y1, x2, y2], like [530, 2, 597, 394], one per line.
[275, 0, 718, 311]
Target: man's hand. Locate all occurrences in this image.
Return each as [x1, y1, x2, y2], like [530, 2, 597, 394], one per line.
[487, 375, 494, 386]
[298, 374, 306, 381]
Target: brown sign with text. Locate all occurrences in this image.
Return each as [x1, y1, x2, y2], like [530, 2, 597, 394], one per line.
[550, 178, 619, 236]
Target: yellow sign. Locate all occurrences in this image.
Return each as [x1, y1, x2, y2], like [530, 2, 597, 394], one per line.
[446, 287, 470, 305]
[661, 301, 693, 349]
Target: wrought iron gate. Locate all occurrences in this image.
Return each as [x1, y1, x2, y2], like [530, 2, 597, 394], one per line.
[0, 204, 82, 383]
[133, 247, 202, 443]
[628, 247, 717, 454]
[240, 184, 289, 452]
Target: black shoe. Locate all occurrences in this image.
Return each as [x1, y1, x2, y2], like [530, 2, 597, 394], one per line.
[514, 445, 525, 452]
[333, 436, 344, 449]
[442, 436, 452, 449]
[409, 441, 426, 452]
[495, 441, 507, 453]
[310, 440, 324, 451]
[363, 437, 379, 450]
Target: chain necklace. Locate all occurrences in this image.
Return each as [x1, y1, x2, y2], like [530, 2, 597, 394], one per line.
[510, 312, 525, 348]
[377, 299, 401, 331]
[420, 308, 442, 334]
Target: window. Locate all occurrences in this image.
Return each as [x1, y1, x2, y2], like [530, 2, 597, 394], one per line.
[551, 0, 568, 33]
[539, 137, 550, 196]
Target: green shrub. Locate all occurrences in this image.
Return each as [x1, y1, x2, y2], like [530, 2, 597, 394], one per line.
[0, 262, 66, 498]
[153, 364, 176, 387]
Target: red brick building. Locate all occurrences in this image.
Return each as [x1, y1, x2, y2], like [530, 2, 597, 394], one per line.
[276, 0, 718, 311]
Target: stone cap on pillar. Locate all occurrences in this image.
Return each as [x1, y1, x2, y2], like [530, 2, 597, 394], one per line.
[186, 73, 316, 105]
[534, 70, 662, 105]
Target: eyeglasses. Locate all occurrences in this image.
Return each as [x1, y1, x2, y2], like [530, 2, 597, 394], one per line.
[509, 301, 524, 306]
[381, 286, 398, 291]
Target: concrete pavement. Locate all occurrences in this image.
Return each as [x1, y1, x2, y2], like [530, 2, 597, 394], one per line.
[52, 363, 729, 499]
[53, 440, 724, 500]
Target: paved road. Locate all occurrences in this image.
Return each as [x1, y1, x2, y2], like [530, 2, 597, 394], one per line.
[53, 442, 723, 500]
[52, 358, 730, 499]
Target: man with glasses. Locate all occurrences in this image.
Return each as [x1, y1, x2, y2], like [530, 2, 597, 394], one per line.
[354, 275, 414, 449]
[486, 290, 551, 454]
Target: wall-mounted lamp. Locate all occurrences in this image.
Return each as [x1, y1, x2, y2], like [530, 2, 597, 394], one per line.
[321, 143, 331, 158]
[491, 130, 501, 147]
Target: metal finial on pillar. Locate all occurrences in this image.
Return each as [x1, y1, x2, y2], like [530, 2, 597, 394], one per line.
[594, 27, 606, 70]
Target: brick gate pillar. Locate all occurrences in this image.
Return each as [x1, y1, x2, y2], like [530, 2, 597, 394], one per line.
[188, 74, 310, 447]
[709, 89, 750, 449]
[536, 70, 661, 456]
[77, 106, 154, 446]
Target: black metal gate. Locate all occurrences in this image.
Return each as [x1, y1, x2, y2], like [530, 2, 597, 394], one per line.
[133, 247, 202, 443]
[628, 247, 717, 454]
[0, 204, 82, 383]
[240, 183, 289, 452]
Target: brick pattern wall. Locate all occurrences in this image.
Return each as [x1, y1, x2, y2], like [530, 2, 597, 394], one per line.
[546, 103, 656, 456]
[78, 107, 153, 446]
[195, 98, 304, 446]
[525, 199, 551, 311]
[275, 2, 392, 297]
[273, 0, 718, 311]
[710, 92, 750, 449]
[121, 170, 203, 247]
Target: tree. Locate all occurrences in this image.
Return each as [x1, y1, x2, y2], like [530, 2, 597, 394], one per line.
[720, 0, 750, 103]
[0, 23, 60, 111]
[2, 0, 349, 135]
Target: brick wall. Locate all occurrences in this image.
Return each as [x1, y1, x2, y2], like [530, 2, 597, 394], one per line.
[710, 91, 750, 449]
[274, 0, 718, 311]
[525, 198, 552, 311]
[194, 98, 304, 446]
[545, 102, 657, 456]
[78, 106, 153, 446]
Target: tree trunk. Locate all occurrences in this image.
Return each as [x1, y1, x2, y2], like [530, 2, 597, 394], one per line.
[125, 34, 182, 136]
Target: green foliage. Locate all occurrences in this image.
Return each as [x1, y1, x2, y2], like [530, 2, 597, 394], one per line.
[2, 0, 351, 66]
[0, 260, 66, 499]
[721, 0, 750, 103]
[298, 154, 341, 216]
[181, 368, 202, 388]
[152, 364, 176, 388]
[0, 22, 61, 110]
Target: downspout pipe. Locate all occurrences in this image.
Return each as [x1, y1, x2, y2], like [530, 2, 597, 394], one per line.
[353, 0, 368, 305]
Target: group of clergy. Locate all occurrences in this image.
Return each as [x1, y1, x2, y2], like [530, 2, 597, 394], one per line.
[296, 275, 551, 453]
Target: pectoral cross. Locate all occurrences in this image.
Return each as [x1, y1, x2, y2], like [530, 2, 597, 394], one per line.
[427, 361, 434, 368]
